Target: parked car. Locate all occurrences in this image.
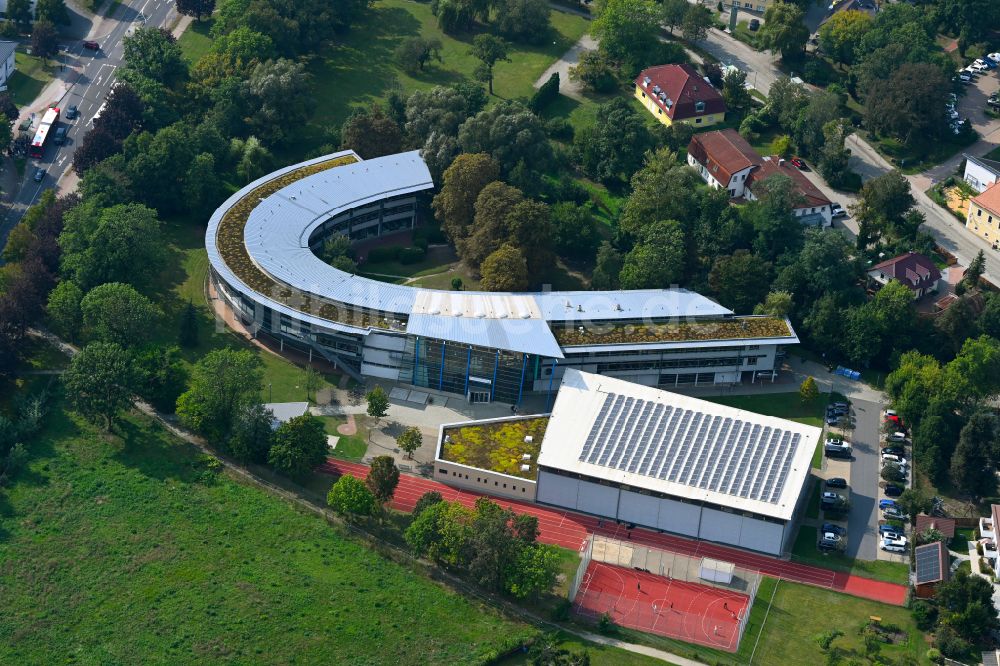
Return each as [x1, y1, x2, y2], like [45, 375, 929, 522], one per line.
[819, 532, 843, 551]
[82, 40, 99, 50]
[882, 455, 908, 468]
[822, 522, 847, 536]
[881, 539, 906, 553]
[831, 203, 847, 218]
[958, 73, 973, 83]
[948, 92, 959, 101]
[879, 524, 903, 536]
[879, 499, 898, 510]
[825, 477, 847, 489]
[33, 167, 45, 182]
[826, 437, 847, 446]
[748, 18, 760, 31]
[887, 432, 907, 442]
[825, 441, 852, 458]
[822, 491, 843, 503]
[790, 157, 807, 169]
[971, 61, 990, 72]
[948, 108, 960, 120]
[882, 446, 905, 456]
[883, 507, 909, 521]
[884, 484, 904, 497]
[987, 53, 1000, 64]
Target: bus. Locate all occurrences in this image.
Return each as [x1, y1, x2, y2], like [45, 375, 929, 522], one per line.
[29, 107, 60, 159]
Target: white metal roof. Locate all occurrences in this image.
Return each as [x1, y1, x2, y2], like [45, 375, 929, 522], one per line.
[206, 150, 753, 357]
[536, 369, 820, 521]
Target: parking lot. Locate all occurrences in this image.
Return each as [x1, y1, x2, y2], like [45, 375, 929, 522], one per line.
[956, 60, 1000, 141]
[815, 396, 909, 564]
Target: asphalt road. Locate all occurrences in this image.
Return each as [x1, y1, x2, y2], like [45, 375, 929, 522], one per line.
[0, 0, 177, 248]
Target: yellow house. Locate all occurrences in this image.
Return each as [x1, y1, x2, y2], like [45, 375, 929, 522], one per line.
[966, 181, 1000, 246]
[634, 64, 727, 128]
[724, 0, 773, 13]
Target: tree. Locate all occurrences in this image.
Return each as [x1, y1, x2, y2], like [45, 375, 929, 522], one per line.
[681, 4, 713, 43]
[619, 220, 686, 289]
[481, 244, 529, 291]
[943, 336, 1000, 405]
[721, 68, 751, 113]
[6, 0, 32, 30]
[431, 153, 500, 244]
[63, 342, 136, 430]
[413, 490, 443, 516]
[965, 250, 986, 289]
[568, 49, 617, 93]
[244, 59, 313, 146]
[708, 251, 772, 313]
[470, 35, 511, 96]
[395, 37, 443, 73]
[937, 568, 999, 641]
[31, 20, 59, 61]
[758, 2, 808, 60]
[72, 127, 121, 176]
[366, 455, 400, 505]
[507, 543, 560, 599]
[896, 487, 933, 521]
[183, 152, 223, 214]
[80, 283, 160, 348]
[397, 426, 422, 459]
[327, 474, 377, 519]
[46, 280, 83, 341]
[662, 0, 688, 34]
[232, 136, 272, 183]
[458, 100, 552, 175]
[850, 170, 915, 248]
[461, 183, 553, 272]
[366, 385, 390, 421]
[494, 0, 551, 45]
[865, 63, 949, 151]
[592, 0, 661, 70]
[431, 0, 477, 33]
[122, 28, 187, 88]
[951, 414, 997, 500]
[227, 403, 275, 463]
[754, 290, 793, 317]
[176, 0, 215, 20]
[550, 202, 599, 262]
[799, 376, 819, 403]
[176, 348, 264, 441]
[818, 9, 873, 65]
[60, 202, 166, 291]
[268, 413, 328, 477]
[340, 104, 403, 158]
[405, 84, 487, 145]
[591, 241, 622, 290]
[35, 0, 70, 25]
[178, 300, 199, 348]
[574, 98, 653, 186]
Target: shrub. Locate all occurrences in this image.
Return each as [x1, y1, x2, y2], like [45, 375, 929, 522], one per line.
[551, 598, 572, 621]
[598, 612, 615, 633]
[366, 246, 401, 263]
[530, 72, 560, 114]
[545, 117, 574, 142]
[926, 648, 942, 664]
[911, 600, 938, 630]
[397, 246, 426, 264]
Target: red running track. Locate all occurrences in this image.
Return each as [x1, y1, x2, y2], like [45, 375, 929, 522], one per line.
[574, 562, 749, 652]
[321, 460, 907, 606]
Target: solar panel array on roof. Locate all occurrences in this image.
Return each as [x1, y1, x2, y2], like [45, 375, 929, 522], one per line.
[579, 392, 801, 504]
[915, 543, 944, 584]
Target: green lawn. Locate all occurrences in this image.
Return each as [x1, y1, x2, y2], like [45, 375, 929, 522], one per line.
[811, 436, 823, 469]
[320, 415, 369, 460]
[361, 245, 461, 280]
[177, 17, 215, 63]
[501, 633, 671, 665]
[703, 392, 824, 428]
[985, 145, 1000, 162]
[0, 406, 537, 663]
[792, 526, 910, 585]
[9, 51, 53, 107]
[304, 0, 590, 139]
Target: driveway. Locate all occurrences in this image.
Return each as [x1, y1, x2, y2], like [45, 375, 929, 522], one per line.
[843, 396, 882, 561]
[532, 33, 598, 101]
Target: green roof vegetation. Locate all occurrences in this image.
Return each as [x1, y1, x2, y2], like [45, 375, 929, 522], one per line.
[214, 154, 399, 330]
[552, 317, 792, 346]
[441, 418, 549, 480]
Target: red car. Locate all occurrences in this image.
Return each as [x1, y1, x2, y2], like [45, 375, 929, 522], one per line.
[82, 40, 100, 51]
[789, 157, 807, 169]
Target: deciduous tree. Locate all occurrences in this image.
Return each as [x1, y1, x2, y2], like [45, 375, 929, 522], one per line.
[34, 0, 70, 25]
[431, 153, 500, 244]
[122, 28, 187, 88]
[63, 342, 136, 430]
[80, 282, 160, 347]
[480, 244, 529, 291]
[493, 0, 551, 45]
[176, 348, 264, 441]
[470, 35, 510, 95]
[268, 414, 328, 477]
[573, 97, 653, 186]
[340, 103, 403, 159]
[818, 9, 872, 65]
[46, 280, 83, 341]
[592, 0, 661, 70]
[397, 426, 423, 459]
[227, 402, 275, 463]
[619, 220, 686, 289]
[176, 0, 215, 20]
[366, 385, 390, 421]
[395, 37, 443, 73]
[681, 4, 713, 42]
[327, 474, 377, 519]
[31, 20, 59, 60]
[568, 49, 617, 93]
[708, 250, 772, 313]
[366, 455, 400, 504]
[799, 376, 818, 403]
[758, 2, 808, 60]
[457, 101, 552, 175]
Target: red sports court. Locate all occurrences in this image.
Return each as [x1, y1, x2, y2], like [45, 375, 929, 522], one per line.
[574, 561, 749, 652]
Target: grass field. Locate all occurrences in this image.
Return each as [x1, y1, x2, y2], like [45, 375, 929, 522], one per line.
[0, 406, 538, 663]
[792, 526, 909, 585]
[176, 17, 215, 64]
[9, 52, 53, 107]
[703, 392, 824, 428]
[320, 415, 369, 460]
[303, 0, 589, 142]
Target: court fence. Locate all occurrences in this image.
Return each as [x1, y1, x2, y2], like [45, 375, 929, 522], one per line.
[568, 534, 762, 647]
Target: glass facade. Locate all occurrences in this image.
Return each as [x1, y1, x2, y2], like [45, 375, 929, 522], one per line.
[398, 337, 540, 404]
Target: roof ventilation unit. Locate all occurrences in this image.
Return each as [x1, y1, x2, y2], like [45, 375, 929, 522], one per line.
[524, 435, 534, 444]
[520, 464, 531, 473]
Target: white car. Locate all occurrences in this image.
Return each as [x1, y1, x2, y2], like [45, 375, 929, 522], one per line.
[882, 453, 907, 465]
[881, 539, 906, 553]
[887, 432, 907, 442]
[971, 60, 989, 71]
[987, 52, 1000, 64]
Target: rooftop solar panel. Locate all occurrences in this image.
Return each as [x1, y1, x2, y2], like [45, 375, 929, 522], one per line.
[575, 391, 802, 507]
[915, 543, 944, 584]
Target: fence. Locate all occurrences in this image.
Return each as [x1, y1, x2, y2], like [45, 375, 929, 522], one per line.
[568, 537, 594, 603]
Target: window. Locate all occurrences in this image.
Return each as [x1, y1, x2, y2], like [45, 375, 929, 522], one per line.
[695, 118, 702, 124]
[746, 357, 758, 365]
[978, 209, 983, 216]
[439, 468, 447, 474]
[503, 483, 507, 489]
[695, 101, 705, 113]
[728, 189, 736, 196]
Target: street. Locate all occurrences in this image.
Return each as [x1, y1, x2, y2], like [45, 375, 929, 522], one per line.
[0, 0, 177, 249]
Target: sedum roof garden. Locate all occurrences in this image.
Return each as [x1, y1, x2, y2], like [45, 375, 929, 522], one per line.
[552, 317, 793, 346]
[440, 417, 549, 480]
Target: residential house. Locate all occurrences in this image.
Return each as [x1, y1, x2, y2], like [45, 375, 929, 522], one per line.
[866, 252, 943, 300]
[687, 129, 833, 226]
[913, 541, 949, 599]
[722, 0, 772, 12]
[0, 40, 15, 90]
[965, 180, 1000, 246]
[634, 64, 726, 128]
[915, 514, 956, 540]
[963, 154, 1000, 193]
[978, 504, 1000, 568]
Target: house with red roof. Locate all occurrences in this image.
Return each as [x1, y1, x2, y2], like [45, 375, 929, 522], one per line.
[866, 252, 943, 300]
[967, 180, 1000, 247]
[687, 129, 833, 226]
[634, 64, 726, 128]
